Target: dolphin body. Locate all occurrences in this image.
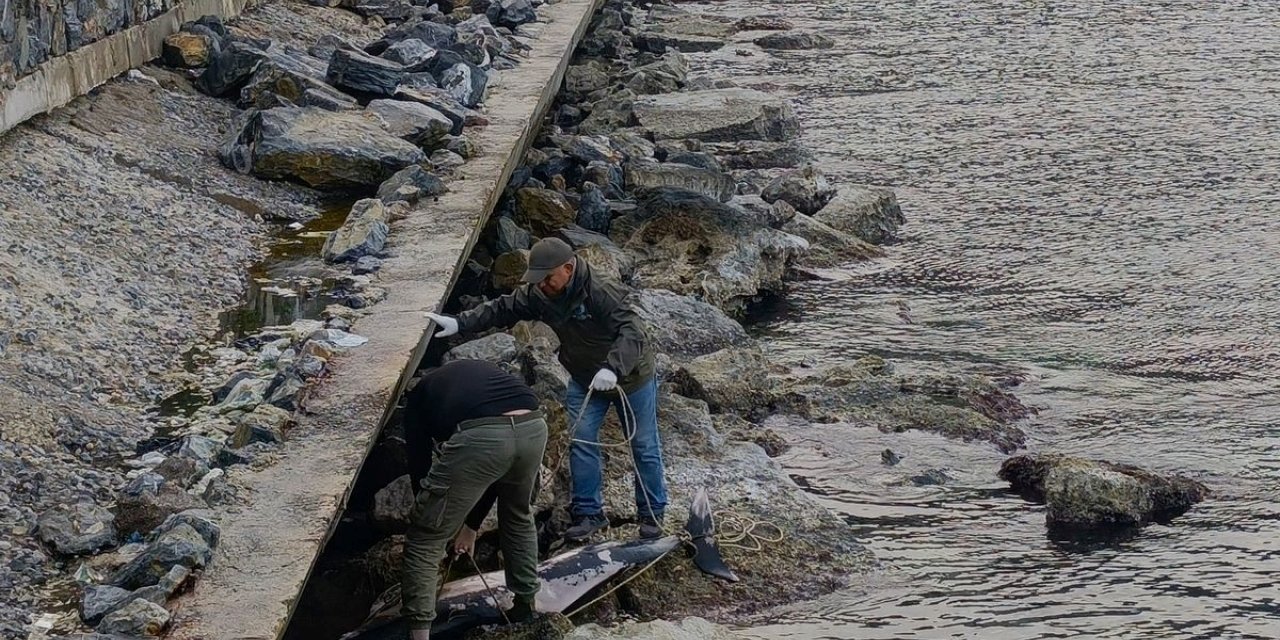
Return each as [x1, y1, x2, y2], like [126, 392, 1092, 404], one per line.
[339, 488, 735, 640]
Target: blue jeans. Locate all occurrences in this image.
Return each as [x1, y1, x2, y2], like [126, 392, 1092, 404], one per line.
[565, 375, 668, 520]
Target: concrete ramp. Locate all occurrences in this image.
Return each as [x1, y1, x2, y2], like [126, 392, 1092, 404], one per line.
[166, 0, 604, 637]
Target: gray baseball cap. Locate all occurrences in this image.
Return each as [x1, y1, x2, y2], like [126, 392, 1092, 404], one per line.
[521, 237, 576, 283]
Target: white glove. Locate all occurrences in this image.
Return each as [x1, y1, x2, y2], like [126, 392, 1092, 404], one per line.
[590, 368, 618, 391]
[424, 312, 458, 337]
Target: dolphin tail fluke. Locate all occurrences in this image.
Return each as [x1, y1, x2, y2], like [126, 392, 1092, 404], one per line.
[684, 487, 740, 583]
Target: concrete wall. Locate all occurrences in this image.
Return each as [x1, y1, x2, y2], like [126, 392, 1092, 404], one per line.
[0, 0, 247, 134]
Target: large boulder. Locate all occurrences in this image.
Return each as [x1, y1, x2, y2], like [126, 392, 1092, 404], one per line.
[668, 347, 778, 415]
[195, 42, 267, 97]
[609, 188, 808, 313]
[443, 333, 519, 366]
[371, 475, 415, 534]
[703, 140, 812, 170]
[753, 31, 835, 51]
[367, 19, 458, 54]
[238, 46, 352, 110]
[514, 188, 575, 236]
[109, 523, 214, 590]
[999, 454, 1209, 533]
[812, 185, 905, 244]
[219, 107, 427, 190]
[322, 199, 392, 263]
[377, 165, 448, 205]
[630, 289, 748, 358]
[557, 225, 633, 284]
[486, 0, 537, 30]
[114, 477, 205, 539]
[632, 89, 800, 143]
[760, 164, 836, 215]
[782, 213, 883, 267]
[35, 501, 117, 556]
[438, 61, 489, 108]
[624, 161, 736, 202]
[367, 99, 454, 148]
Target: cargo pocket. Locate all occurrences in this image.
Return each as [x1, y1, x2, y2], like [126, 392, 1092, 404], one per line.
[410, 483, 450, 530]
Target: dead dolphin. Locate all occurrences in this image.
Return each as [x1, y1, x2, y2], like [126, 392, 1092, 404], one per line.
[339, 487, 734, 640]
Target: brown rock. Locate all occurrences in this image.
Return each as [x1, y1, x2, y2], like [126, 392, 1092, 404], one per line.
[514, 188, 575, 236]
[163, 33, 216, 68]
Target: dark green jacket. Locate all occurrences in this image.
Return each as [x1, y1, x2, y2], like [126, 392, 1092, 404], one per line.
[456, 258, 655, 392]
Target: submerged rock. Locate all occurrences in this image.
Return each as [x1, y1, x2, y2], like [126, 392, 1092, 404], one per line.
[999, 454, 1209, 532]
[634, 30, 725, 54]
[703, 140, 812, 170]
[323, 198, 392, 263]
[610, 188, 808, 313]
[220, 107, 426, 190]
[812, 186, 906, 244]
[632, 89, 800, 143]
[754, 31, 835, 51]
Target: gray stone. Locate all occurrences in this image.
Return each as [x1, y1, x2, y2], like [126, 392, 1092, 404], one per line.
[754, 31, 835, 51]
[308, 34, 355, 61]
[760, 164, 837, 215]
[367, 99, 454, 149]
[664, 151, 721, 173]
[377, 165, 448, 204]
[323, 198, 391, 263]
[727, 195, 795, 228]
[175, 436, 223, 470]
[1000, 454, 1210, 532]
[633, 89, 800, 143]
[35, 501, 117, 556]
[371, 474, 415, 534]
[494, 217, 532, 254]
[349, 0, 416, 21]
[231, 404, 290, 448]
[608, 131, 656, 162]
[631, 289, 748, 358]
[220, 107, 427, 190]
[96, 598, 170, 636]
[157, 564, 191, 597]
[486, 0, 537, 30]
[625, 160, 736, 202]
[551, 135, 622, 165]
[81, 585, 134, 626]
[353, 256, 384, 275]
[238, 46, 342, 110]
[195, 42, 267, 97]
[430, 149, 467, 170]
[217, 376, 270, 413]
[328, 48, 407, 97]
[564, 62, 611, 97]
[382, 39, 437, 67]
[163, 32, 217, 68]
[439, 62, 488, 108]
[634, 31, 725, 54]
[444, 333, 519, 365]
[781, 213, 882, 267]
[113, 482, 205, 540]
[149, 511, 220, 551]
[266, 372, 306, 410]
[394, 86, 477, 136]
[558, 224, 633, 283]
[153, 456, 205, 488]
[578, 89, 638, 135]
[110, 524, 213, 590]
[514, 188, 575, 236]
[703, 140, 812, 170]
[812, 185, 906, 244]
[446, 135, 480, 159]
[370, 19, 458, 54]
[575, 183, 612, 234]
[669, 347, 777, 414]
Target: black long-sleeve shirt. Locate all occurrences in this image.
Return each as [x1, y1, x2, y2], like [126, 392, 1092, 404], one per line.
[403, 359, 540, 530]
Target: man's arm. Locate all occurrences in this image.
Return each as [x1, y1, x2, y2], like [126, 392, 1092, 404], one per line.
[598, 281, 649, 377]
[455, 287, 538, 335]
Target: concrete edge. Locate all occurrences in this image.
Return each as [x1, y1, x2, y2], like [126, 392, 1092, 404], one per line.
[0, 0, 248, 136]
[166, 0, 604, 638]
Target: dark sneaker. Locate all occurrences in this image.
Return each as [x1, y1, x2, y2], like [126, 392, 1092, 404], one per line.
[564, 513, 609, 541]
[638, 515, 664, 539]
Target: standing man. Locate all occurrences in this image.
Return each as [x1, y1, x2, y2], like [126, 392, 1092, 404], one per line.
[400, 358, 548, 640]
[426, 237, 668, 541]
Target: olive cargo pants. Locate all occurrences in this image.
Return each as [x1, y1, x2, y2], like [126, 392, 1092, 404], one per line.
[401, 411, 549, 631]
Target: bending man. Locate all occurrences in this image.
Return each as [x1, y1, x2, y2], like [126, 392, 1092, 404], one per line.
[400, 358, 548, 639]
[426, 237, 668, 541]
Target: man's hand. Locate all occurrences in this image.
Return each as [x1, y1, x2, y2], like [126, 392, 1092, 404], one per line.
[424, 312, 459, 337]
[453, 526, 477, 556]
[590, 368, 618, 391]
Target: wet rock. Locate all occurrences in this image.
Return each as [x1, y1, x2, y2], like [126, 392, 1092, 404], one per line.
[727, 195, 795, 229]
[634, 30, 725, 54]
[717, 417, 790, 458]
[494, 216, 533, 254]
[328, 48, 408, 97]
[514, 188, 575, 236]
[812, 186, 906, 244]
[486, 0, 537, 30]
[35, 501, 117, 556]
[110, 523, 213, 590]
[999, 454, 1209, 532]
[372, 475, 415, 534]
[195, 42, 267, 97]
[565, 617, 743, 640]
[80, 584, 133, 625]
[631, 289, 749, 358]
[760, 164, 836, 215]
[881, 449, 902, 466]
[669, 347, 778, 414]
[754, 31, 835, 51]
[492, 250, 531, 290]
[232, 404, 290, 448]
[323, 198, 392, 263]
[439, 62, 489, 108]
[444, 333, 519, 365]
[382, 38, 438, 66]
[703, 140, 812, 170]
[782, 213, 883, 267]
[163, 33, 216, 68]
[909, 469, 952, 486]
[625, 160, 736, 202]
[212, 371, 256, 403]
[96, 598, 170, 636]
[367, 100, 454, 149]
[221, 107, 426, 190]
[610, 188, 808, 313]
[633, 89, 800, 143]
[734, 16, 794, 31]
[378, 165, 448, 205]
[575, 183, 612, 234]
